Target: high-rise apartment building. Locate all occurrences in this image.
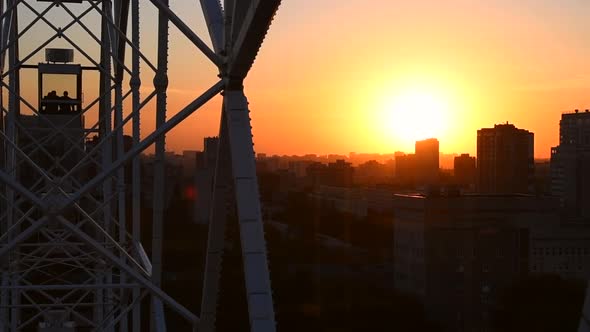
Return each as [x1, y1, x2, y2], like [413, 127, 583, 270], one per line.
[551, 110, 590, 219]
[454, 153, 476, 188]
[477, 123, 534, 193]
[415, 138, 439, 184]
[394, 139, 440, 185]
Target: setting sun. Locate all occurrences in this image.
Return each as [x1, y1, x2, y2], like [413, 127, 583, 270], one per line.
[378, 86, 452, 151]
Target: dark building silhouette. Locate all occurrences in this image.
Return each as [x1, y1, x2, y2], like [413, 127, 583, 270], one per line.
[393, 193, 558, 331]
[534, 159, 551, 195]
[551, 110, 590, 219]
[415, 138, 439, 184]
[395, 153, 416, 184]
[326, 159, 354, 187]
[194, 137, 219, 224]
[395, 139, 440, 186]
[306, 159, 354, 187]
[354, 159, 393, 185]
[306, 162, 327, 187]
[477, 123, 534, 194]
[454, 153, 476, 188]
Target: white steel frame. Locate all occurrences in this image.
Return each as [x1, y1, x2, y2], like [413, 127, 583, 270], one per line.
[0, 0, 281, 331]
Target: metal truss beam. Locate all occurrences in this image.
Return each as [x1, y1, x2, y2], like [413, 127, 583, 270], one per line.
[61, 80, 224, 214]
[200, 105, 232, 331]
[0, 0, 283, 329]
[148, 0, 221, 66]
[228, 0, 281, 80]
[200, 0, 224, 54]
[224, 90, 275, 331]
[57, 216, 200, 325]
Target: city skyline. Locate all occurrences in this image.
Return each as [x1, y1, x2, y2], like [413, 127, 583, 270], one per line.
[2, 2, 589, 331]
[12, 1, 590, 158]
[170, 0, 590, 158]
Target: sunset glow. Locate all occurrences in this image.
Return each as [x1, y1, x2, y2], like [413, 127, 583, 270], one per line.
[238, 1, 590, 158]
[379, 86, 452, 151]
[13, 1, 589, 158]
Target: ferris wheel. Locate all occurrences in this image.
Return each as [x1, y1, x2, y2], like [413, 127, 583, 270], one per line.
[0, 0, 281, 331]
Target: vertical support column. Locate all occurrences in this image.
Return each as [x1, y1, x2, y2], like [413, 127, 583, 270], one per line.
[0, 0, 7, 72]
[0, 0, 4, 170]
[0, 275, 6, 332]
[110, 1, 129, 329]
[197, 7, 228, 328]
[130, 0, 142, 330]
[6, 1, 19, 329]
[151, 0, 169, 330]
[199, 107, 232, 332]
[114, 47, 128, 332]
[579, 283, 590, 332]
[224, 90, 276, 332]
[97, 0, 113, 327]
[0, 1, 8, 328]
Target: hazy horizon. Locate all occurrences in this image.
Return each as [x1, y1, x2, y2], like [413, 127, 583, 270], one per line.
[165, 1, 589, 158]
[15, 1, 590, 158]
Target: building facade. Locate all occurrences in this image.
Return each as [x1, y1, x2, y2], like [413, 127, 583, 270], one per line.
[306, 159, 354, 188]
[477, 123, 534, 194]
[415, 138, 440, 185]
[550, 110, 590, 220]
[530, 223, 590, 279]
[395, 138, 440, 186]
[454, 153, 476, 188]
[393, 193, 558, 331]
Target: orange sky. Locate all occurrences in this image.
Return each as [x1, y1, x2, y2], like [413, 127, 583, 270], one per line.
[15, 1, 590, 158]
[239, 0, 590, 158]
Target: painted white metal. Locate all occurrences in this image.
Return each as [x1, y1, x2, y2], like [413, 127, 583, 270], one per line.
[200, 108, 232, 332]
[199, 2, 281, 330]
[6, 2, 21, 329]
[100, 2, 115, 328]
[224, 90, 276, 331]
[130, 0, 142, 330]
[148, 0, 220, 66]
[1, 0, 281, 330]
[199, 0, 225, 54]
[579, 283, 590, 332]
[151, 0, 169, 329]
